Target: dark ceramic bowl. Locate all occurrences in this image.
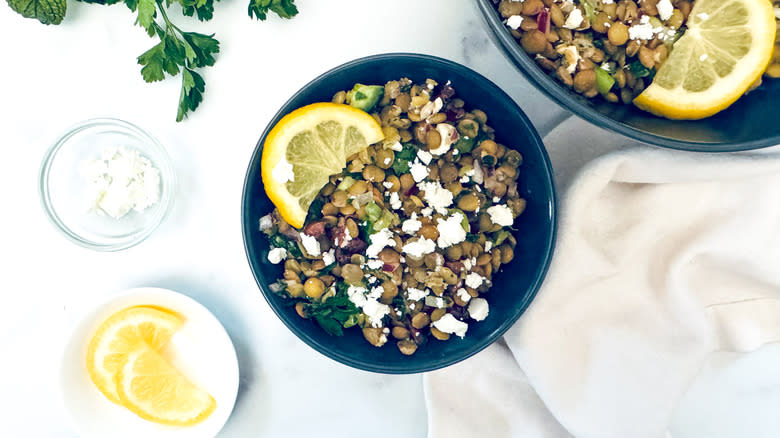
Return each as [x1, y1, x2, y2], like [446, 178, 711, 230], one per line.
[242, 53, 556, 374]
[477, 0, 780, 152]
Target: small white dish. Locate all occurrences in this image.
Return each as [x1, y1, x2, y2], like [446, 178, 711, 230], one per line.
[60, 288, 239, 438]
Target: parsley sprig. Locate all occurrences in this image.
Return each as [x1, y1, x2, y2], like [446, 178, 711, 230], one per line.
[8, 0, 299, 122]
[135, 0, 219, 121]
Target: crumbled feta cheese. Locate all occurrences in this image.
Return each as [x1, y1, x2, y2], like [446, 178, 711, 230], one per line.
[390, 141, 403, 151]
[436, 213, 467, 248]
[267, 247, 287, 264]
[425, 295, 446, 308]
[506, 15, 524, 30]
[300, 233, 321, 256]
[468, 298, 489, 322]
[80, 147, 161, 219]
[363, 298, 391, 327]
[486, 204, 514, 227]
[432, 314, 468, 338]
[557, 45, 580, 74]
[602, 0, 613, 3]
[463, 258, 473, 270]
[389, 192, 402, 210]
[347, 285, 368, 306]
[460, 175, 470, 183]
[456, 288, 472, 303]
[418, 181, 453, 214]
[259, 214, 274, 231]
[401, 238, 437, 258]
[465, 272, 485, 289]
[322, 249, 335, 266]
[383, 181, 394, 189]
[485, 241, 492, 252]
[409, 303, 416, 310]
[366, 228, 396, 258]
[272, 156, 295, 183]
[563, 8, 583, 29]
[629, 15, 657, 40]
[656, 0, 673, 21]
[429, 123, 458, 156]
[366, 259, 384, 270]
[407, 287, 429, 301]
[410, 160, 429, 182]
[417, 149, 433, 165]
[402, 213, 422, 234]
[421, 207, 433, 217]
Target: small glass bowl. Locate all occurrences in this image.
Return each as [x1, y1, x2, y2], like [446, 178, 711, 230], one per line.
[39, 118, 175, 251]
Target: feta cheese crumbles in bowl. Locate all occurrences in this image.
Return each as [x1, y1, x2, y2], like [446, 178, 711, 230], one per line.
[40, 118, 175, 251]
[242, 54, 556, 374]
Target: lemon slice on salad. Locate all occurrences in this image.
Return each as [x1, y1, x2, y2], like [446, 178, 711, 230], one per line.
[634, 0, 776, 119]
[261, 103, 384, 228]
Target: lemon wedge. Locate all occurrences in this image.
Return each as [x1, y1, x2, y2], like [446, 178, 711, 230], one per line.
[634, 0, 776, 119]
[86, 306, 184, 404]
[261, 102, 384, 228]
[115, 344, 217, 426]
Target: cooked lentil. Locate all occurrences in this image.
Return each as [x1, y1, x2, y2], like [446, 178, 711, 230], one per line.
[261, 78, 527, 355]
[493, 0, 780, 103]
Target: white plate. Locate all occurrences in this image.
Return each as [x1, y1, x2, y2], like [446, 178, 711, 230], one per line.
[60, 287, 239, 438]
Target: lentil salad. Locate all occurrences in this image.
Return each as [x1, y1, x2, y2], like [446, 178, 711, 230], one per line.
[260, 78, 527, 355]
[494, 0, 780, 105]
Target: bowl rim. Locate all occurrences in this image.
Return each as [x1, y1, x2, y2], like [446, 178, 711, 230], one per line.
[241, 52, 558, 374]
[475, 0, 780, 153]
[39, 117, 176, 252]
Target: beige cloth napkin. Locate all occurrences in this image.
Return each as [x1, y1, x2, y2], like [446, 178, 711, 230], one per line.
[424, 117, 780, 438]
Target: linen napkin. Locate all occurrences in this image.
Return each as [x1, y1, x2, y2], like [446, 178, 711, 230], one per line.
[424, 117, 780, 438]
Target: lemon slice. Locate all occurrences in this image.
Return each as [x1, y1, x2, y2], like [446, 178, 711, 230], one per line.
[634, 0, 776, 119]
[116, 344, 216, 426]
[261, 102, 384, 228]
[86, 306, 184, 404]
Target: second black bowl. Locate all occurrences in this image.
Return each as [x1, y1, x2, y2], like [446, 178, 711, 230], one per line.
[477, 0, 780, 152]
[242, 53, 556, 373]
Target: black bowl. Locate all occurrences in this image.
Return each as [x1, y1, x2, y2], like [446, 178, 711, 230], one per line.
[242, 53, 556, 373]
[477, 0, 780, 152]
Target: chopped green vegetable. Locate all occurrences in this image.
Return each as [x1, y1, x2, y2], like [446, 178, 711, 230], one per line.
[494, 229, 510, 246]
[347, 84, 384, 112]
[372, 209, 395, 231]
[391, 143, 417, 174]
[7, 0, 66, 25]
[581, 0, 597, 21]
[336, 176, 356, 191]
[248, 0, 298, 20]
[596, 67, 615, 95]
[466, 233, 481, 243]
[627, 60, 655, 79]
[454, 136, 475, 154]
[365, 202, 382, 223]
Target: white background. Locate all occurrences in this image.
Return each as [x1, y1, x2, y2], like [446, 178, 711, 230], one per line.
[0, 0, 563, 436]
[1, 0, 777, 437]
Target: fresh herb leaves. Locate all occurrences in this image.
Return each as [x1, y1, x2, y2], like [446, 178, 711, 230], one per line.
[270, 234, 302, 258]
[308, 285, 361, 336]
[248, 0, 297, 20]
[391, 143, 417, 174]
[9, 0, 298, 121]
[7, 0, 66, 25]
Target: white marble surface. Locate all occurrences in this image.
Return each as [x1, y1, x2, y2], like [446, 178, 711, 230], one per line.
[0, 1, 566, 436]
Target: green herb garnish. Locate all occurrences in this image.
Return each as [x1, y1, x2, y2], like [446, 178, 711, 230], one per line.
[391, 143, 417, 174]
[8, 0, 299, 121]
[308, 284, 361, 336]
